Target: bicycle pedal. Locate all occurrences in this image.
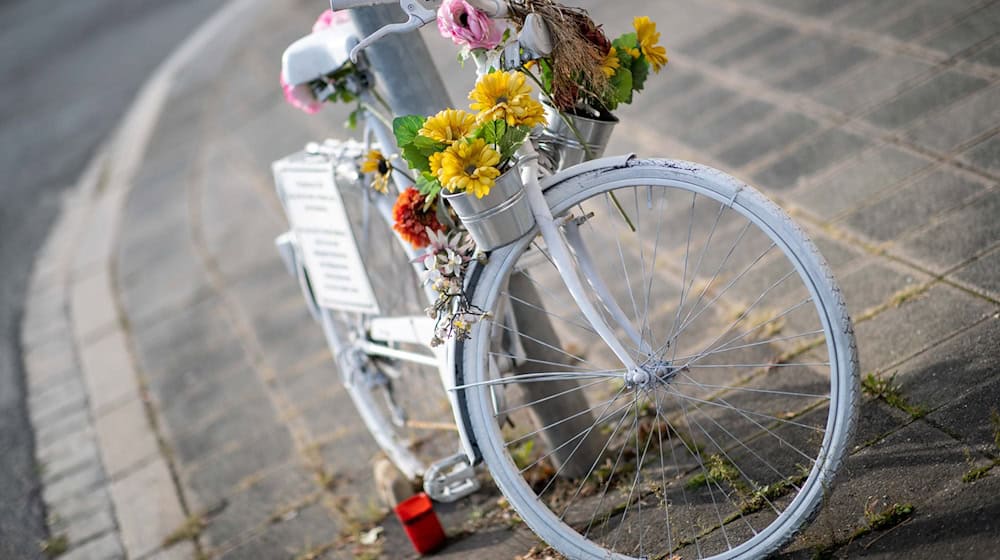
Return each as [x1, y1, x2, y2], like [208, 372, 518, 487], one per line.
[423, 453, 479, 503]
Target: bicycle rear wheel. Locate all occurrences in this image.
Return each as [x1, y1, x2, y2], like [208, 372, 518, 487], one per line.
[314, 157, 456, 480]
[459, 158, 858, 559]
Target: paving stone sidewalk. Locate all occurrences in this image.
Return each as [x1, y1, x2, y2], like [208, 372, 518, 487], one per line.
[21, 0, 999, 558]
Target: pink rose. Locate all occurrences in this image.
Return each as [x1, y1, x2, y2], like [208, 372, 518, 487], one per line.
[312, 9, 350, 33]
[437, 0, 503, 50]
[280, 74, 322, 114]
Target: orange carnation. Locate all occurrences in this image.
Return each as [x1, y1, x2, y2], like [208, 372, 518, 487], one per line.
[392, 187, 447, 249]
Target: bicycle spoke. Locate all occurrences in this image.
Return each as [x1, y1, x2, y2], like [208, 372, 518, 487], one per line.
[689, 296, 815, 368]
[668, 380, 828, 400]
[494, 376, 612, 417]
[508, 392, 626, 451]
[534, 385, 630, 499]
[671, 371, 825, 464]
[488, 352, 598, 372]
[665, 242, 779, 357]
[488, 319, 597, 368]
[451, 371, 622, 391]
[687, 362, 829, 369]
[669, 329, 825, 362]
[503, 291, 601, 337]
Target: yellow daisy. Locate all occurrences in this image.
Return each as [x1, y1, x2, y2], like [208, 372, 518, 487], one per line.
[634, 16, 668, 73]
[601, 46, 621, 78]
[360, 149, 391, 193]
[469, 71, 547, 128]
[429, 151, 446, 178]
[419, 109, 477, 144]
[436, 138, 501, 198]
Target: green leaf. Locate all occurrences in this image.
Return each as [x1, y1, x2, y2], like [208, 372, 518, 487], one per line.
[613, 32, 639, 55]
[393, 115, 426, 147]
[538, 58, 554, 94]
[609, 67, 633, 109]
[345, 106, 361, 130]
[416, 172, 439, 195]
[477, 120, 509, 145]
[401, 145, 432, 173]
[416, 173, 442, 211]
[498, 125, 530, 161]
[630, 55, 650, 93]
[412, 135, 445, 151]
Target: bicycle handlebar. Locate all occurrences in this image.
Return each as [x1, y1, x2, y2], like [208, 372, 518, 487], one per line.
[330, 0, 394, 10]
[334, 0, 515, 63]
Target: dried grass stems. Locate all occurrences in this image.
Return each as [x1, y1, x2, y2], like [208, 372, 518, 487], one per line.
[508, 0, 611, 110]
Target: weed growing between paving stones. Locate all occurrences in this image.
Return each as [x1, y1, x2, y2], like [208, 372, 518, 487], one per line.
[810, 500, 915, 558]
[860, 501, 914, 533]
[854, 283, 932, 324]
[685, 453, 740, 491]
[861, 371, 926, 418]
[960, 409, 1000, 482]
[962, 462, 995, 483]
[162, 513, 207, 548]
[40, 534, 68, 558]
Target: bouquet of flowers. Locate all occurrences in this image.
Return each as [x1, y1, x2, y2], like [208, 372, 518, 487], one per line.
[392, 69, 546, 204]
[434, 0, 668, 118]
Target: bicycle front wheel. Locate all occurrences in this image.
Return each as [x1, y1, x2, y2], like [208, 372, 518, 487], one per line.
[459, 158, 858, 559]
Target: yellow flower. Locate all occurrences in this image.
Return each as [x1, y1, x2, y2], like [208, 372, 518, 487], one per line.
[436, 138, 501, 198]
[419, 109, 477, 144]
[601, 46, 621, 78]
[634, 16, 668, 73]
[360, 149, 391, 193]
[469, 70, 547, 128]
[429, 151, 446, 178]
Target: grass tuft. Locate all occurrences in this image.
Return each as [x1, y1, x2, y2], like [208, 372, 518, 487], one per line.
[861, 372, 926, 418]
[963, 463, 994, 483]
[863, 502, 914, 532]
[162, 514, 206, 548]
[40, 535, 69, 558]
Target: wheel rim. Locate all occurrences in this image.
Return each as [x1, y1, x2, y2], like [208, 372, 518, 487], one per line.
[463, 162, 856, 559]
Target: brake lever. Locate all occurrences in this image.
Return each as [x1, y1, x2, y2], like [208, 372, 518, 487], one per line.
[349, 0, 438, 63]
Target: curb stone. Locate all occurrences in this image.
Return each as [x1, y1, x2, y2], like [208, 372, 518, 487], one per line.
[20, 0, 269, 558]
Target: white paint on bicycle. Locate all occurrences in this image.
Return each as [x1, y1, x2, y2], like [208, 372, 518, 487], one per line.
[274, 158, 381, 315]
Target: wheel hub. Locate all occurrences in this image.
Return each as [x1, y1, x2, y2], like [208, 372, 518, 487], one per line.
[625, 358, 677, 389]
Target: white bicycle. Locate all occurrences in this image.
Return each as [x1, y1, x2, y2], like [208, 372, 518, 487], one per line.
[274, 1, 859, 558]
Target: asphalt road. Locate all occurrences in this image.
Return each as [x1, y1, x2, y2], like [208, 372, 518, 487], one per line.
[0, 1, 224, 556]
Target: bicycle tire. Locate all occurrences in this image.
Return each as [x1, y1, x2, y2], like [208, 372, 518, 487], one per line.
[460, 157, 858, 559]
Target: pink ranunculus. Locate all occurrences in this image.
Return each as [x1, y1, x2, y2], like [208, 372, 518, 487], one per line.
[437, 0, 503, 50]
[312, 9, 351, 33]
[280, 74, 322, 114]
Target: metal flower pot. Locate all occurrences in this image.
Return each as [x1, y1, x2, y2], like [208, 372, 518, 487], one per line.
[442, 166, 535, 251]
[536, 103, 619, 171]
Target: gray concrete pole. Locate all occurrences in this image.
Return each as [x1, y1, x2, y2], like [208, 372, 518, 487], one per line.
[350, 6, 453, 116]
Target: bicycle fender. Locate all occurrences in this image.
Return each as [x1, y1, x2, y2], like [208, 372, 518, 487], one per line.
[446, 335, 483, 465]
[538, 153, 637, 192]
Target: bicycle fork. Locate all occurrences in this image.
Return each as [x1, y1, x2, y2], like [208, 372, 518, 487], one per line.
[517, 144, 644, 381]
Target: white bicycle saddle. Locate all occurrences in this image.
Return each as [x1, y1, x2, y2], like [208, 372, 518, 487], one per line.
[281, 24, 360, 87]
